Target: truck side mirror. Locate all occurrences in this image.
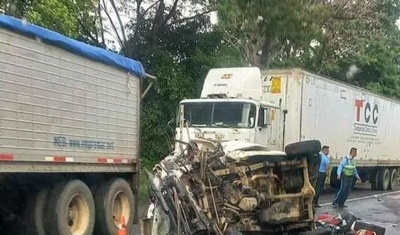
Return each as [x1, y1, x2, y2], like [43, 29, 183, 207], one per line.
[167, 117, 175, 126]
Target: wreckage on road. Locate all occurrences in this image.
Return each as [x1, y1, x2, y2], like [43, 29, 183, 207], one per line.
[143, 138, 322, 235]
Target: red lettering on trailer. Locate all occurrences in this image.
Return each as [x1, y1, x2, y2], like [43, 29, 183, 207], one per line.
[355, 99, 364, 122]
[0, 154, 14, 161]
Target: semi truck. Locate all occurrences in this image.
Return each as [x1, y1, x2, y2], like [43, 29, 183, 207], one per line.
[0, 15, 152, 235]
[174, 67, 400, 192]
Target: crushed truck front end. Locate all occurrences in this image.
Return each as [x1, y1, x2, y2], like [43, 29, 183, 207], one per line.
[143, 139, 322, 235]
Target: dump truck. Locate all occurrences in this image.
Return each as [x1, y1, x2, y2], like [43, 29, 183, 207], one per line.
[0, 15, 153, 235]
[173, 67, 400, 191]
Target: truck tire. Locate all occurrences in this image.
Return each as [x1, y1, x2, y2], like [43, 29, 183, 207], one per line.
[46, 180, 95, 235]
[23, 188, 48, 235]
[94, 178, 135, 235]
[370, 170, 379, 190]
[377, 168, 390, 191]
[388, 168, 398, 190]
[284, 140, 321, 156]
[330, 168, 340, 189]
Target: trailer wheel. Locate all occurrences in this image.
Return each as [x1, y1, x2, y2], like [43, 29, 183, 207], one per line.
[23, 188, 48, 235]
[94, 178, 134, 235]
[46, 180, 95, 235]
[284, 140, 321, 156]
[370, 170, 379, 190]
[388, 168, 398, 190]
[377, 168, 390, 191]
[329, 168, 340, 189]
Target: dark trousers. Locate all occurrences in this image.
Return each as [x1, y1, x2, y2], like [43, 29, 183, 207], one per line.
[313, 172, 326, 205]
[333, 174, 353, 206]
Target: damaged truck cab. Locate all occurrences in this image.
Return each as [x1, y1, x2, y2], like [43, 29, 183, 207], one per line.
[145, 138, 321, 235]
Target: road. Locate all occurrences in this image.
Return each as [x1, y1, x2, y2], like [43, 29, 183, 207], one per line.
[133, 183, 400, 234]
[316, 183, 400, 235]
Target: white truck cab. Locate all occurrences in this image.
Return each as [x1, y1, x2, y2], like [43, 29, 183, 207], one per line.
[175, 67, 282, 150]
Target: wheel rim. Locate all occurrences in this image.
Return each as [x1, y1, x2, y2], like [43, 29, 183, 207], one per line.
[112, 191, 130, 227]
[67, 194, 90, 235]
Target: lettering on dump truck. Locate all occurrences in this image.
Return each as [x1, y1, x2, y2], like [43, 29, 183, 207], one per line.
[353, 99, 379, 136]
[54, 136, 114, 150]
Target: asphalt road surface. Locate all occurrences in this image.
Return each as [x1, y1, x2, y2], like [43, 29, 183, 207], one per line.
[133, 183, 400, 235]
[316, 183, 400, 235]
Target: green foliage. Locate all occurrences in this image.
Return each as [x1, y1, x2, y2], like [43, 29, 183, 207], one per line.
[216, 0, 322, 67]
[1, 0, 101, 45]
[126, 16, 241, 168]
[217, 0, 400, 101]
[300, 0, 400, 98]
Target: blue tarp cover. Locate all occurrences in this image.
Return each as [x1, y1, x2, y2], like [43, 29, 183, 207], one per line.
[0, 14, 146, 78]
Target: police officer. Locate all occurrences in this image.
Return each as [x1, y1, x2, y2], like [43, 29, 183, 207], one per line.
[313, 145, 330, 208]
[332, 147, 361, 208]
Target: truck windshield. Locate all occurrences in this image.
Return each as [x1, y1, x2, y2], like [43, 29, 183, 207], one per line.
[181, 102, 257, 128]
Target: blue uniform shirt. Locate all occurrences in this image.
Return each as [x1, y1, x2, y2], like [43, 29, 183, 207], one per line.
[337, 156, 360, 178]
[319, 153, 330, 173]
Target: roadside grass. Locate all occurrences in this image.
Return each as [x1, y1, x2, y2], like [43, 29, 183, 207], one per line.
[138, 170, 149, 202]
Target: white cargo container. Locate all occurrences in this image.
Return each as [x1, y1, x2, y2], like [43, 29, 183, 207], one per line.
[261, 68, 400, 191]
[0, 15, 151, 235]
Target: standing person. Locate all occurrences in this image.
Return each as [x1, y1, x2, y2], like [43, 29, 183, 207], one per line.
[332, 147, 361, 208]
[313, 145, 330, 208]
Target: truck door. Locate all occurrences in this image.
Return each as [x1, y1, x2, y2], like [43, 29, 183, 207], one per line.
[255, 106, 269, 145]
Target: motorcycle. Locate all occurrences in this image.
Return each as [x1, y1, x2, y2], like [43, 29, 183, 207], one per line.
[298, 210, 386, 235]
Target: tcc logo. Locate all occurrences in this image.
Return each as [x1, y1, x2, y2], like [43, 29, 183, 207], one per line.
[354, 99, 379, 125]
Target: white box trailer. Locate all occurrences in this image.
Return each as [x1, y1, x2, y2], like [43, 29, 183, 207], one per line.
[261, 68, 400, 191]
[0, 15, 150, 235]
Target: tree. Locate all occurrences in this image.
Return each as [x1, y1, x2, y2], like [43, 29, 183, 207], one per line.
[216, 0, 383, 69]
[217, 0, 400, 102]
[0, 0, 101, 46]
[116, 0, 241, 167]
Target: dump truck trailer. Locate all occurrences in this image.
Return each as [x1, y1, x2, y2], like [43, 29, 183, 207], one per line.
[262, 68, 400, 191]
[0, 15, 149, 235]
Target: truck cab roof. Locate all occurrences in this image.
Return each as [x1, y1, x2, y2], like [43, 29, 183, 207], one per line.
[180, 98, 280, 109]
